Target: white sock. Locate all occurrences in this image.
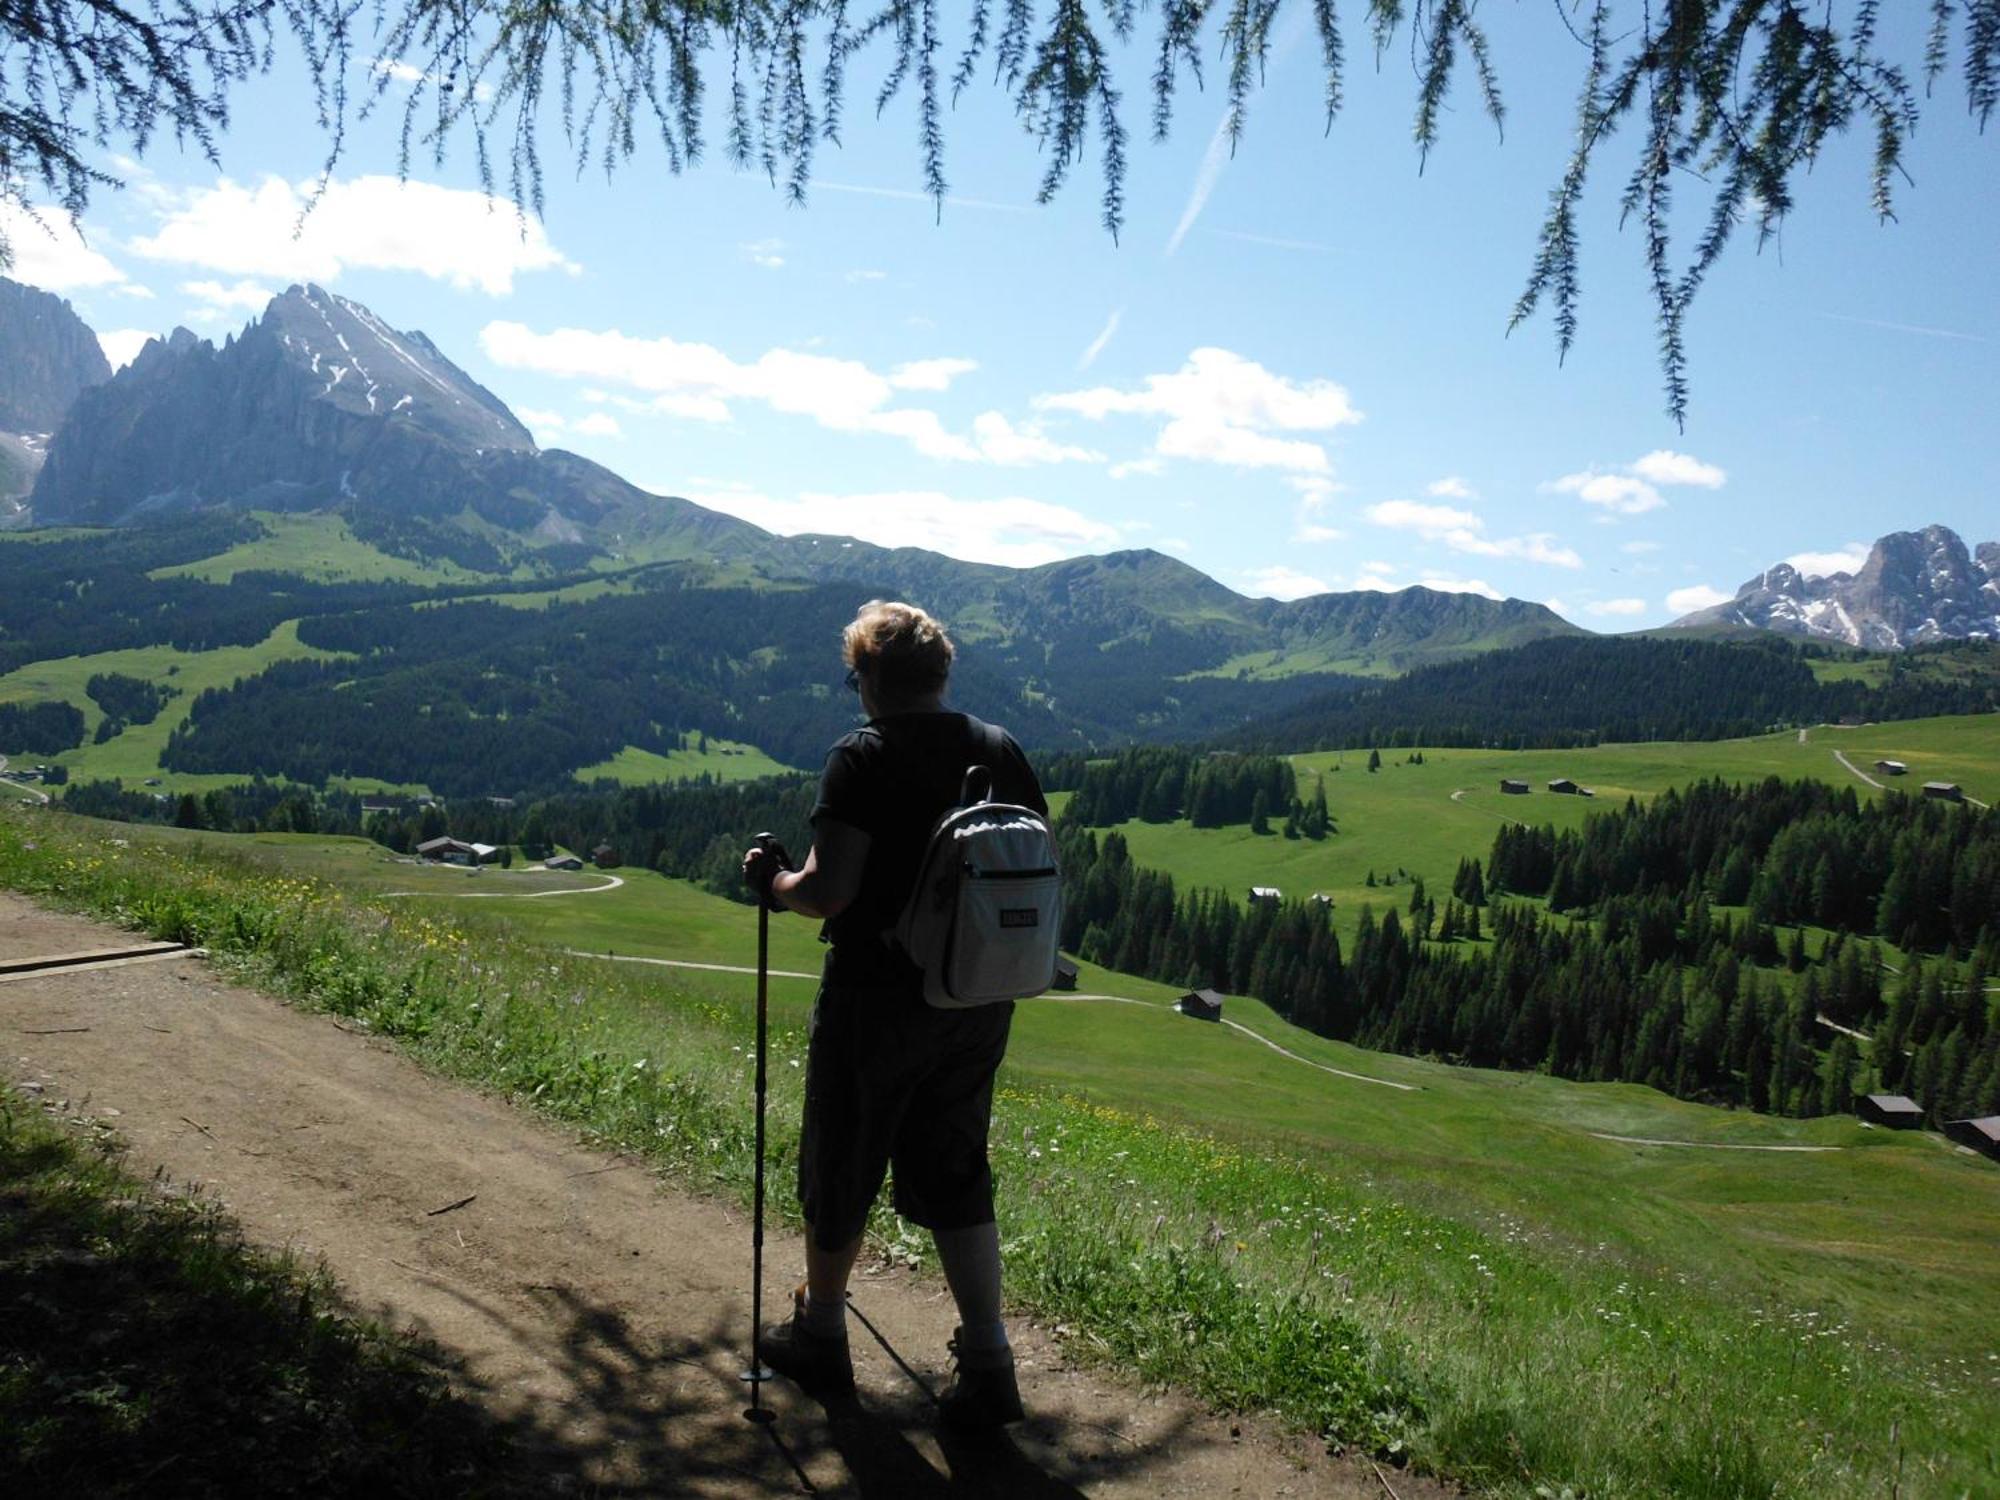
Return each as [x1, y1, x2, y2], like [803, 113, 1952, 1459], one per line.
[802, 1290, 847, 1337]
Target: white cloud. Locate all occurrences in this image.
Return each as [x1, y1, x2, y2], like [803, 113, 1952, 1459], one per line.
[366, 56, 495, 102]
[1242, 565, 1332, 601]
[1549, 448, 1725, 518]
[1666, 583, 1734, 614]
[482, 321, 1009, 460]
[1078, 308, 1122, 371]
[1108, 457, 1166, 480]
[132, 175, 577, 294]
[97, 329, 156, 370]
[1549, 472, 1666, 515]
[1631, 449, 1727, 488]
[1448, 533, 1584, 568]
[888, 357, 978, 391]
[1620, 540, 1663, 555]
[679, 484, 1120, 568]
[0, 202, 126, 290]
[969, 412, 1102, 465]
[180, 279, 275, 317]
[1584, 597, 1648, 617]
[1543, 597, 1573, 618]
[1366, 499, 1481, 537]
[516, 407, 566, 430]
[1426, 476, 1475, 500]
[1292, 477, 1343, 543]
[572, 412, 622, 438]
[742, 237, 786, 269]
[1166, 111, 1233, 257]
[1159, 536, 1193, 554]
[1038, 347, 1359, 476]
[1365, 499, 1582, 568]
[1786, 543, 1868, 579]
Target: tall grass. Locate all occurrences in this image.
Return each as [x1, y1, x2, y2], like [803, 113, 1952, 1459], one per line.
[2, 806, 1994, 1498]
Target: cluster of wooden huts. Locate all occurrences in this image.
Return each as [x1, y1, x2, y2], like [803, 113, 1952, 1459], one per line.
[1856, 1094, 1999, 1163]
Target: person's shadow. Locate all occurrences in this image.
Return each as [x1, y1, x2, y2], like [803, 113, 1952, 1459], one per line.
[798, 1297, 1186, 1498]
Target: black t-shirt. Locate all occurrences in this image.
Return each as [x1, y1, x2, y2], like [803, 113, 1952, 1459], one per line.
[812, 711, 1048, 983]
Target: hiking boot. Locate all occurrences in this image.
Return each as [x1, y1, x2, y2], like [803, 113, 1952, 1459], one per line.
[760, 1285, 855, 1397]
[937, 1333, 1025, 1428]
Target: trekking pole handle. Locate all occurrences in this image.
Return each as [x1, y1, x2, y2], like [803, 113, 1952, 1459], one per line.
[748, 832, 792, 911]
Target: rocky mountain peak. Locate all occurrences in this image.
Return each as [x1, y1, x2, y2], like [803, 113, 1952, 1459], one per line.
[252, 284, 533, 454]
[1677, 523, 1998, 648]
[0, 275, 111, 434]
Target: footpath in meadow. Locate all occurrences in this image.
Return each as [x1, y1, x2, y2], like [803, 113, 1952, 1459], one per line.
[0, 890, 1443, 1499]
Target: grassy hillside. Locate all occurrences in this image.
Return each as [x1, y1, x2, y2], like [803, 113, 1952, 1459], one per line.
[1087, 717, 1997, 948]
[0, 621, 351, 793]
[39, 816, 1996, 1498]
[148, 512, 493, 586]
[571, 739, 799, 786]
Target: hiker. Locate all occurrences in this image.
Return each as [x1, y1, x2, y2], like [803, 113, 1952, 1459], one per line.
[741, 598, 1048, 1426]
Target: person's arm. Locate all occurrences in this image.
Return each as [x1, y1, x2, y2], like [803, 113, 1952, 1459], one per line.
[770, 816, 871, 919]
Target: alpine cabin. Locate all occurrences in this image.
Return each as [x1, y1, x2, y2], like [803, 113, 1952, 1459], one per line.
[1857, 1094, 1925, 1129]
[1176, 989, 1225, 1022]
[1944, 1116, 2000, 1162]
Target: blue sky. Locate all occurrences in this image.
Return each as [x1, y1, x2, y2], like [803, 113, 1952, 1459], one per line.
[5, 7, 1994, 625]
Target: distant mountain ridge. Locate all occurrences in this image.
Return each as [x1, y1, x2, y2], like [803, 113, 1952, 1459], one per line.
[20, 284, 1580, 679]
[1672, 524, 1999, 648]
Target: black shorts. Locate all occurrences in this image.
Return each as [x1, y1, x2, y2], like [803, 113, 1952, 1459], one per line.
[797, 973, 1014, 1251]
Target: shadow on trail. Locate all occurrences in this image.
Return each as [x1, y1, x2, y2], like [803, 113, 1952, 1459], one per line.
[377, 1275, 1192, 1497]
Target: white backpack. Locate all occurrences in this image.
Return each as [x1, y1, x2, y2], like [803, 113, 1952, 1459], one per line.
[893, 760, 1064, 1008]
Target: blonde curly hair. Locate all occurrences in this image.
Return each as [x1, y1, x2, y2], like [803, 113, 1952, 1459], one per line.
[842, 599, 955, 698]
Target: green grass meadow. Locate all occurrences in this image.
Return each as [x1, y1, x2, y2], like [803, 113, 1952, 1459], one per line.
[146, 512, 488, 586]
[0, 620, 348, 793]
[571, 739, 800, 786]
[1092, 717, 1996, 948]
[61, 811, 2000, 1496]
[3, 714, 1998, 1495]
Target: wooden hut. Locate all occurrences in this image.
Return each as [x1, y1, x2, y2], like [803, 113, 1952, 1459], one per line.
[1944, 1116, 2000, 1162]
[591, 842, 622, 869]
[1499, 779, 1530, 796]
[1923, 782, 1964, 802]
[1874, 759, 1907, 776]
[1247, 886, 1282, 905]
[1051, 956, 1079, 992]
[1175, 989, 1225, 1022]
[1548, 777, 1581, 794]
[1856, 1094, 1925, 1129]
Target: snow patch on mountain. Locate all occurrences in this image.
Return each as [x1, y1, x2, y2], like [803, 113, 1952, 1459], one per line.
[1671, 525, 1999, 647]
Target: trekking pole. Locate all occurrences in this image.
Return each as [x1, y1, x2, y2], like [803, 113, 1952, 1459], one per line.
[742, 832, 778, 1425]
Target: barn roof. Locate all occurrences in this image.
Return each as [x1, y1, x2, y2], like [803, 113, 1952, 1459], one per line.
[1863, 1093, 1923, 1113]
[1947, 1116, 2000, 1143]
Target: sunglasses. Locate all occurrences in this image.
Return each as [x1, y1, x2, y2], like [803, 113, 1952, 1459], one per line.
[843, 667, 861, 693]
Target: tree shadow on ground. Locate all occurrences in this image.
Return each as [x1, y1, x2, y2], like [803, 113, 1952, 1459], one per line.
[385, 1274, 1199, 1497]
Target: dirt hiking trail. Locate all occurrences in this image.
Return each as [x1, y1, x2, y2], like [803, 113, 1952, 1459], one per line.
[2, 892, 1443, 1499]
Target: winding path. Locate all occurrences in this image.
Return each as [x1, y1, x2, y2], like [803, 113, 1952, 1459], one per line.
[381, 872, 625, 900]
[1449, 787, 1529, 828]
[1590, 1132, 1840, 1154]
[0, 754, 51, 806]
[568, 949, 1418, 1093]
[1831, 749, 1884, 789]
